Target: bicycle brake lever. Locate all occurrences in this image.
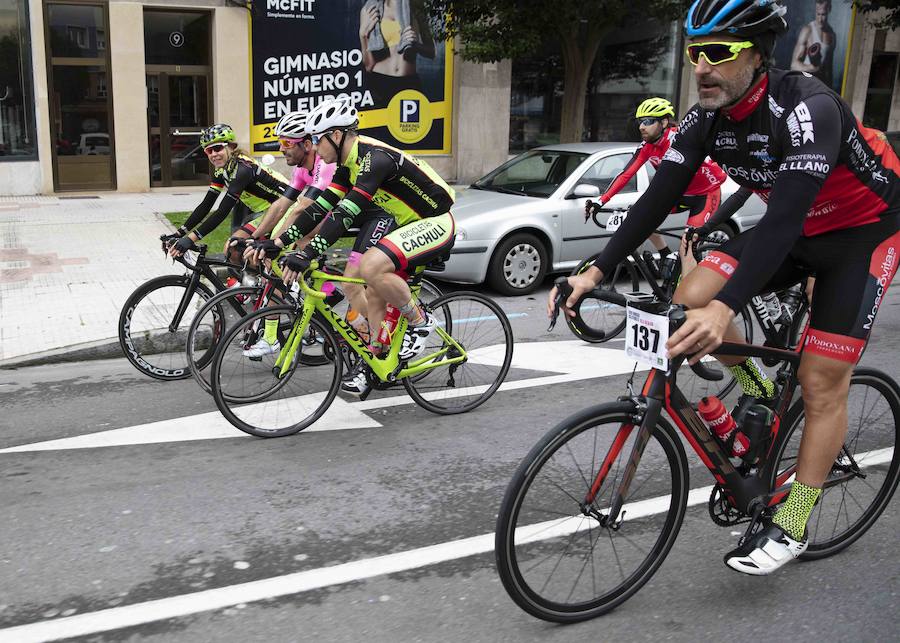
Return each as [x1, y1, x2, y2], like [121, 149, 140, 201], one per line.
[548, 276, 573, 332]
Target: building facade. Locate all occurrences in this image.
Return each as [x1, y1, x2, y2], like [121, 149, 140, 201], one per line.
[0, 0, 897, 195]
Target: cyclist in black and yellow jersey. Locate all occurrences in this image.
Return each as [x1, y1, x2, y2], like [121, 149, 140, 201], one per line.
[270, 97, 455, 394]
[165, 124, 301, 264]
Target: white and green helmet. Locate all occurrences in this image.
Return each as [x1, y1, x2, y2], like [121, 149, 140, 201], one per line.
[200, 123, 236, 148]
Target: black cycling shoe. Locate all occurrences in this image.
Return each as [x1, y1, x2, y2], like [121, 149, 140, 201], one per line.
[725, 520, 808, 576]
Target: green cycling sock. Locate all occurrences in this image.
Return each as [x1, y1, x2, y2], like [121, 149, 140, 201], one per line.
[728, 357, 775, 399]
[264, 318, 278, 345]
[773, 481, 821, 540]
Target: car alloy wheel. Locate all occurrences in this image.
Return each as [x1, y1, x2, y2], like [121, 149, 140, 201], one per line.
[504, 242, 541, 289]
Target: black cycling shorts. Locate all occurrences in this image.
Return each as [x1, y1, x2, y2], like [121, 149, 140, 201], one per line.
[700, 214, 900, 363]
[352, 213, 396, 254]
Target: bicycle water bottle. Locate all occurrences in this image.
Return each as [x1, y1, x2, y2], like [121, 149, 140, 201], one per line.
[760, 291, 782, 324]
[347, 308, 370, 342]
[376, 305, 401, 346]
[737, 404, 775, 463]
[698, 396, 749, 457]
[659, 252, 678, 283]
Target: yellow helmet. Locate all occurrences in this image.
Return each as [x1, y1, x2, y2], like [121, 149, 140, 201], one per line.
[635, 98, 675, 119]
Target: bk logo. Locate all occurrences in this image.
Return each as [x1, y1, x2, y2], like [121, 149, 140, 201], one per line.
[400, 99, 420, 123]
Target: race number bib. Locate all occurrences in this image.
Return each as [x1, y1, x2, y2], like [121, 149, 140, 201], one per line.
[625, 305, 669, 370]
[606, 210, 628, 232]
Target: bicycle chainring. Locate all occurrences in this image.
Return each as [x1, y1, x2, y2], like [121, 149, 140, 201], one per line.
[708, 484, 748, 527]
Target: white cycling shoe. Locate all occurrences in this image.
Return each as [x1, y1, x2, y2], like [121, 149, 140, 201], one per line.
[724, 521, 808, 576]
[398, 313, 436, 361]
[242, 338, 280, 359]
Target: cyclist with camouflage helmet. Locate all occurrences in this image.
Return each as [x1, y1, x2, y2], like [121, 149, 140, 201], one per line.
[165, 123, 300, 264]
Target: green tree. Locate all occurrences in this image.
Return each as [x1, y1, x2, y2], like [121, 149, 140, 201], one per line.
[853, 1, 900, 28]
[425, 0, 689, 142]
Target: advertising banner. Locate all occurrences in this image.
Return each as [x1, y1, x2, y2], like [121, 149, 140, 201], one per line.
[250, 0, 452, 154]
[773, 0, 856, 95]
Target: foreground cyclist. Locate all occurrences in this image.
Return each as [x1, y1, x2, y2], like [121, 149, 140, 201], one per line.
[592, 97, 726, 256]
[276, 97, 455, 395]
[552, 0, 900, 575]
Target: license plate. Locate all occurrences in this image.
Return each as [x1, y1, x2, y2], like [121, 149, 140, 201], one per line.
[625, 304, 669, 370]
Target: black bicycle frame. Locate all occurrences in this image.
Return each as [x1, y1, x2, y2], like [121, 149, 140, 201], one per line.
[167, 250, 239, 332]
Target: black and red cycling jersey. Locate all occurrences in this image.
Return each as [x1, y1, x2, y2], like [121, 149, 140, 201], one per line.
[594, 68, 900, 314]
[600, 125, 726, 203]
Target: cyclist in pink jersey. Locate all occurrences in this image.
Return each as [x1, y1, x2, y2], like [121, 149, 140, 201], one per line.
[589, 97, 726, 256]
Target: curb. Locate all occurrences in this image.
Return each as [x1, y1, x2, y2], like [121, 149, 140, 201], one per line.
[0, 337, 123, 369]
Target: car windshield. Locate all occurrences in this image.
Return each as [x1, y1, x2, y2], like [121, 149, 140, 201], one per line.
[472, 150, 588, 198]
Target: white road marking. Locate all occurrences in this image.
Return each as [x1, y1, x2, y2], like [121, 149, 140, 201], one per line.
[2, 341, 646, 453]
[0, 396, 381, 453]
[0, 447, 891, 642]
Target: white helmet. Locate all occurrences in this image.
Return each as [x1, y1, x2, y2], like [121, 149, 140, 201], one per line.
[274, 111, 308, 139]
[305, 97, 359, 135]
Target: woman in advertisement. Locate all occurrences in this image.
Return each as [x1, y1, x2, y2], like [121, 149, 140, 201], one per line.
[358, 0, 435, 108]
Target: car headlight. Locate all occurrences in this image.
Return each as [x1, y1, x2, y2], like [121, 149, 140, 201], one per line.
[455, 228, 468, 242]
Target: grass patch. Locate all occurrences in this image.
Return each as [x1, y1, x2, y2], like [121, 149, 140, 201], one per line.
[163, 211, 354, 254]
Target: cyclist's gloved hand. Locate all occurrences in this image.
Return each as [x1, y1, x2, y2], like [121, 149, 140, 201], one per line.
[160, 232, 181, 253]
[279, 250, 315, 274]
[227, 236, 249, 253]
[252, 238, 282, 259]
[173, 236, 195, 254]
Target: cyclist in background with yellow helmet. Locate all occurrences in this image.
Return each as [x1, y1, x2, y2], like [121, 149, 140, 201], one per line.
[589, 97, 727, 257]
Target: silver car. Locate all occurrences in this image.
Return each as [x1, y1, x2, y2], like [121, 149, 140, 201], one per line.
[433, 142, 765, 295]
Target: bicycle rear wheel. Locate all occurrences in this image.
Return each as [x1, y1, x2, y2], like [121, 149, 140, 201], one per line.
[771, 368, 900, 558]
[496, 403, 689, 622]
[566, 255, 639, 343]
[402, 292, 513, 415]
[210, 305, 342, 437]
[119, 274, 216, 380]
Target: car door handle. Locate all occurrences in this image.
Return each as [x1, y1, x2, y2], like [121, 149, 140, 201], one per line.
[172, 130, 203, 136]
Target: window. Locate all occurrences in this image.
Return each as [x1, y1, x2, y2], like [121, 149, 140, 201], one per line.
[473, 150, 588, 198]
[510, 16, 680, 152]
[579, 153, 637, 193]
[144, 11, 210, 66]
[863, 53, 898, 132]
[66, 25, 86, 48]
[48, 3, 104, 58]
[0, 0, 37, 159]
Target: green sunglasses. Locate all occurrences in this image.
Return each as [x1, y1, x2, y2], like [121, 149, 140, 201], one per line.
[686, 41, 754, 66]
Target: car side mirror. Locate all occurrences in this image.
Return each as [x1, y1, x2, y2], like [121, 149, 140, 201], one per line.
[570, 183, 600, 199]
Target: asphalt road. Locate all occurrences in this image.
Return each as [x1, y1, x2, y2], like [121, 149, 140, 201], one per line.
[1, 280, 898, 642]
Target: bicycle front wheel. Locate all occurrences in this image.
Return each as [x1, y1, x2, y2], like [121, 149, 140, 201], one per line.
[496, 403, 689, 622]
[402, 291, 513, 415]
[771, 368, 899, 559]
[210, 305, 342, 437]
[187, 286, 286, 395]
[566, 255, 639, 343]
[119, 274, 216, 380]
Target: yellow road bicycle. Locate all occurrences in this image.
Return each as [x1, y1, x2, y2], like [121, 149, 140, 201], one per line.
[208, 260, 515, 437]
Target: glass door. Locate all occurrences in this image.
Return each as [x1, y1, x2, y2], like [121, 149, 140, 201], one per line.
[45, 2, 115, 191]
[148, 72, 210, 186]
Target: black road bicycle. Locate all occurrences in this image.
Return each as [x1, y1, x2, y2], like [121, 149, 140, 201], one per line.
[119, 238, 245, 380]
[496, 293, 899, 622]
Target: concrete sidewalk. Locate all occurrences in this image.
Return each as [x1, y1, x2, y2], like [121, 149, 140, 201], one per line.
[0, 190, 208, 367]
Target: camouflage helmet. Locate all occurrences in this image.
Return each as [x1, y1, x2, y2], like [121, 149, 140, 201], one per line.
[200, 123, 236, 148]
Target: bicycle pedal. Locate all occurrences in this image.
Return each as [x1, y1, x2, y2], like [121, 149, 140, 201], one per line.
[248, 355, 263, 362]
